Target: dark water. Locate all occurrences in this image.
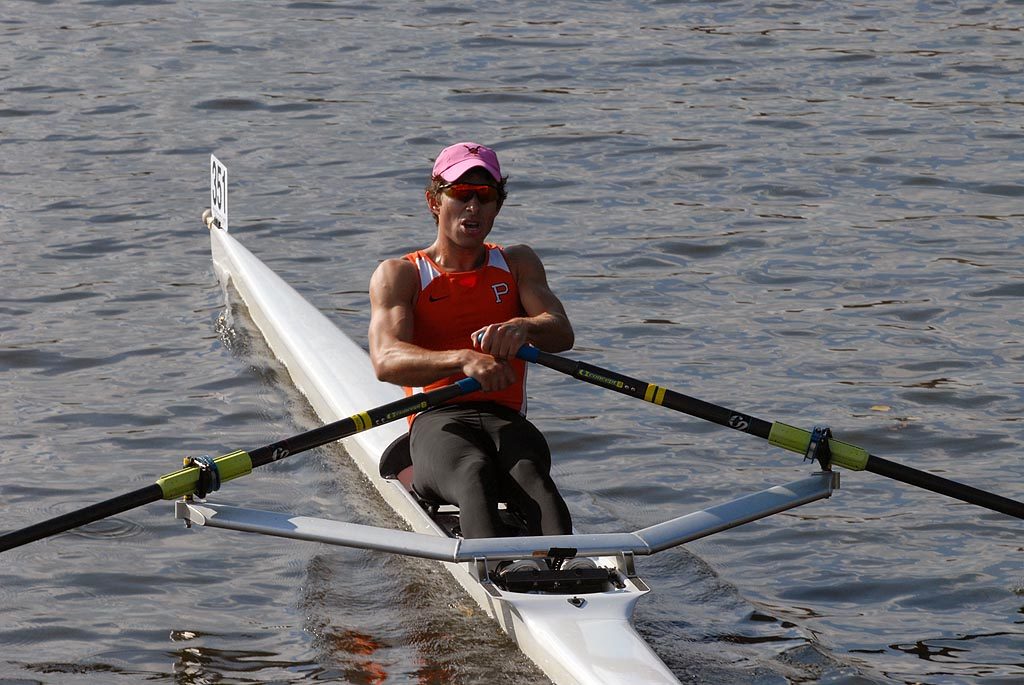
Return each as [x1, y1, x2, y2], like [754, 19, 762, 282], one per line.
[2, 1, 1022, 683]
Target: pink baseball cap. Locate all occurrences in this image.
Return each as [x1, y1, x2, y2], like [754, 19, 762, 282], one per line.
[432, 142, 502, 182]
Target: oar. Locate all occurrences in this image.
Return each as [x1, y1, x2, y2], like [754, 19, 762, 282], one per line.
[517, 346, 1024, 520]
[0, 378, 480, 553]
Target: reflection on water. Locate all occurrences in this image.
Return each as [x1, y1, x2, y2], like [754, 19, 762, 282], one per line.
[170, 633, 325, 684]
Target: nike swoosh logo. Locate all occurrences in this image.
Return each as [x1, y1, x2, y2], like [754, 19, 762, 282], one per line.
[428, 294, 450, 302]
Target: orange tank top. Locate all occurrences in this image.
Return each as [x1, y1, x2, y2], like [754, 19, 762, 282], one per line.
[403, 244, 528, 415]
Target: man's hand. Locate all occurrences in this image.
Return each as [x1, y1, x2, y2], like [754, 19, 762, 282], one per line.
[472, 321, 527, 360]
[461, 349, 517, 392]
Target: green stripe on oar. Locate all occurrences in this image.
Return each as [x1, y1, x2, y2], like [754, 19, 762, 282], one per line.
[768, 422, 869, 471]
[0, 378, 480, 553]
[155, 450, 254, 500]
[517, 346, 1024, 520]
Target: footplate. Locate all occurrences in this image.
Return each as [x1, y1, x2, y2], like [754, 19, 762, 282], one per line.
[498, 567, 620, 594]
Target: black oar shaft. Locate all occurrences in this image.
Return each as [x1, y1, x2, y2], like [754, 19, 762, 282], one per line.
[529, 349, 774, 439]
[520, 347, 1024, 521]
[866, 455, 1024, 519]
[0, 485, 163, 553]
[0, 378, 480, 554]
[245, 379, 473, 470]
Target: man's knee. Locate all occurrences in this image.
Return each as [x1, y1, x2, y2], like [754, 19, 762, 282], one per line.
[508, 459, 559, 498]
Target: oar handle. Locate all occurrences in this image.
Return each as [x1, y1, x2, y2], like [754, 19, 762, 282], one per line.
[516, 345, 1024, 521]
[0, 377, 482, 554]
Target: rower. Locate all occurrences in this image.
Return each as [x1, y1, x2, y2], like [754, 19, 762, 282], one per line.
[368, 142, 575, 543]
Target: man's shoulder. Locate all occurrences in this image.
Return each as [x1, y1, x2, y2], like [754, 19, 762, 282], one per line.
[374, 255, 416, 269]
[371, 256, 419, 289]
[501, 244, 543, 269]
[500, 243, 538, 258]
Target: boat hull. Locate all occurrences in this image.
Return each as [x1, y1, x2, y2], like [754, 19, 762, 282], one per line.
[209, 225, 679, 684]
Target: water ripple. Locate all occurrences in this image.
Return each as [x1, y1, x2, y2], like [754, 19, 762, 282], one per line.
[2, 2, 1022, 684]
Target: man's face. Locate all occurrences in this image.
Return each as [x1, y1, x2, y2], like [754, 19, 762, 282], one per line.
[431, 168, 501, 248]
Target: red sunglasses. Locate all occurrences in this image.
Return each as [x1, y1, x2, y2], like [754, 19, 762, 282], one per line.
[439, 182, 500, 205]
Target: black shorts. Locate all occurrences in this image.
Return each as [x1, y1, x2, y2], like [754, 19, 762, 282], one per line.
[409, 402, 572, 538]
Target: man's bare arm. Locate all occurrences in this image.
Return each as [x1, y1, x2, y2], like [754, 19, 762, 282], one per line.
[369, 258, 516, 391]
[474, 244, 574, 359]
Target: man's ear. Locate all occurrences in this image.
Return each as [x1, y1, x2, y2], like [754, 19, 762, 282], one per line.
[425, 189, 440, 217]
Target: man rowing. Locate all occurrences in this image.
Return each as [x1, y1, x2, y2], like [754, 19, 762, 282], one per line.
[368, 142, 575, 543]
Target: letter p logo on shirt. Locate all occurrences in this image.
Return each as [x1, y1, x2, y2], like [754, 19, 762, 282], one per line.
[491, 282, 510, 303]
